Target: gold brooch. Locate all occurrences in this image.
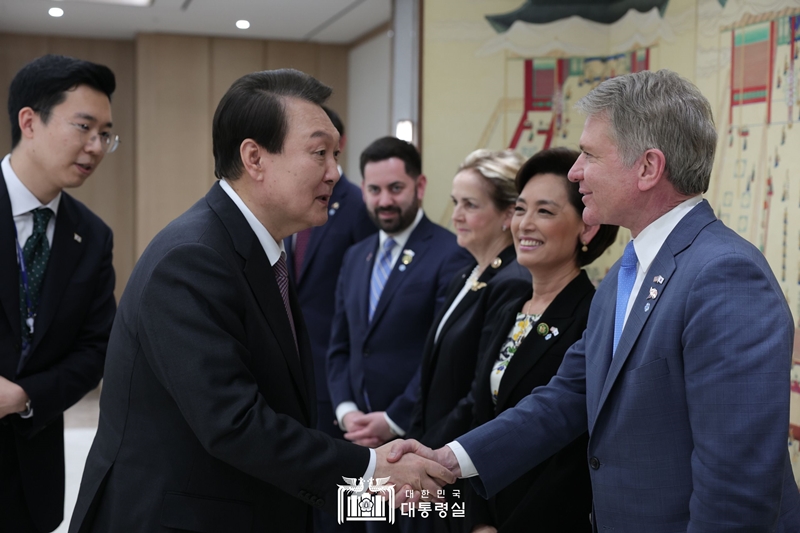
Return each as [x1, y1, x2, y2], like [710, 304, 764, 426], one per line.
[491, 257, 502, 269]
[401, 249, 415, 265]
[471, 281, 487, 291]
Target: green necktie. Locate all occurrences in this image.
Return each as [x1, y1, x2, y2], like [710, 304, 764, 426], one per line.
[19, 207, 53, 348]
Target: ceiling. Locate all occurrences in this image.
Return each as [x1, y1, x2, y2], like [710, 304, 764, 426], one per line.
[0, 0, 392, 44]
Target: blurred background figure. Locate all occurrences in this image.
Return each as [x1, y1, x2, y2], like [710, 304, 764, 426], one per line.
[327, 136, 471, 533]
[461, 147, 617, 533]
[407, 148, 531, 533]
[283, 105, 377, 533]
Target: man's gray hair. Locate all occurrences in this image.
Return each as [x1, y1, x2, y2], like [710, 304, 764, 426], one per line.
[575, 69, 717, 195]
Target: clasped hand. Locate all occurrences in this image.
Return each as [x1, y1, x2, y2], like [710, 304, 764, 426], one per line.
[375, 439, 462, 507]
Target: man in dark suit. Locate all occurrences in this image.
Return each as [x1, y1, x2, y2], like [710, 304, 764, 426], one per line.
[69, 69, 453, 533]
[284, 107, 377, 533]
[392, 70, 800, 532]
[0, 54, 117, 533]
[327, 136, 471, 453]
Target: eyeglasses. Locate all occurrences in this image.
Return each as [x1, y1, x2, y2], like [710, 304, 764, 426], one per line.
[50, 114, 120, 154]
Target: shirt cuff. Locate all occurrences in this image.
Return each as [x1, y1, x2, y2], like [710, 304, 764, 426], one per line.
[447, 441, 478, 478]
[364, 449, 377, 481]
[335, 402, 360, 430]
[383, 412, 405, 437]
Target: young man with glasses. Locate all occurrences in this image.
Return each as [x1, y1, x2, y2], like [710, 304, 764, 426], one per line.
[0, 54, 118, 533]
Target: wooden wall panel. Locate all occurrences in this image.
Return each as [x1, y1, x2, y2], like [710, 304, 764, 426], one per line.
[208, 38, 264, 190]
[317, 45, 350, 171]
[135, 34, 212, 256]
[266, 40, 319, 75]
[0, 33, 134, 299]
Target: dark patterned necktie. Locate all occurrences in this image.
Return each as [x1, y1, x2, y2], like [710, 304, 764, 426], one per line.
[19, 207, 53, 347]
[273, 251, 298, 354]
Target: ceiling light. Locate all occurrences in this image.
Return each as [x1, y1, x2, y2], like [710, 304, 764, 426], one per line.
[236, 20, 250, 30]
[53, 0, 154, 5]
[395, 120, 414, 143]
[49, 7, 64, 17]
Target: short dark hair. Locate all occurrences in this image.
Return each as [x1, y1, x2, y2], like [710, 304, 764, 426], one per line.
[8, 54, 116, 148]
[359, 136, 421, 179]
[516, 147, 618, 267]
[212, 69, 332, 180]
[322, 105, 344, 137]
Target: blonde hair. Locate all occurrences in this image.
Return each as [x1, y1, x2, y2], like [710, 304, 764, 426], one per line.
[458, 149, 525, 211]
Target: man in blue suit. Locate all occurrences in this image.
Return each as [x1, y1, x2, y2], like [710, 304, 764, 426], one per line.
[391, 70, 800, 532]
[327, 136, 470, 455]
[285, 107, 377, 533]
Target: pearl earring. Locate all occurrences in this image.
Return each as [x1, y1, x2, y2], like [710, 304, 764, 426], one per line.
[581, 242, 589, 253]
[502, 224, 508, 232]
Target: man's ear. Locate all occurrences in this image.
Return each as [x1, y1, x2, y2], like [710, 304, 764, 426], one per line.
[239, 139, 264, 181]
[17, 107, 37, 141]
[637, 148, 666, 192]
[415, 174, 427, 200]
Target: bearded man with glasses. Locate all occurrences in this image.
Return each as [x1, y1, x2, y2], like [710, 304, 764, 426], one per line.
[0, 54, 118, 533]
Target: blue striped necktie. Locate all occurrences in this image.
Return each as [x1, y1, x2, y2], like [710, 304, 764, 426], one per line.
[613, 240, 638, 356]
[369, 238, 396, 322]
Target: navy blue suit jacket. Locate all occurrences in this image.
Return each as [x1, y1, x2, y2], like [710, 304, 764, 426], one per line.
[284, 175, 377, 404]
[0, 167, 115, 533]
[458, 201, 800, 533]
[326, 214, 471, 432]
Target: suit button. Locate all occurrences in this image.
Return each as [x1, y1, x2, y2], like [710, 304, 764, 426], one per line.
[589, 457, 600, 470]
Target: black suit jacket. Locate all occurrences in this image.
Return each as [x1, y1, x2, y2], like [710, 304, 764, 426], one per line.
[69, 183, 369, 533]
[466, 271, 594, 532]
[407, 244, 530, 448]
[0, 168, 115, 533]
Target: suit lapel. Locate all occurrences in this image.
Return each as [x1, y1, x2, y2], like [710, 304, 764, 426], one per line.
[207, 183, 310, 414]
[593, 201, 717, 418]
[0, 172, 21, 346]
[29, 194, 84, 354]
[496, 271, 591, 410]
[368, 216, 433, 333]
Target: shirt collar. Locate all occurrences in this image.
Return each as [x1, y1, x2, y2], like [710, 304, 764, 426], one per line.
[2, 154, 61, 218]
[631, 195, 703, 275]
[378, 208, 424, 250]
[218, 178, 284, 267]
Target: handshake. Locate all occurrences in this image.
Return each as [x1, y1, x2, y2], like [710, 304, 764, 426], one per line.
[374, 439, 463, 506]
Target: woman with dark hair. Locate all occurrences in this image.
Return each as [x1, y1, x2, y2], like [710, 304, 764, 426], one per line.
[463, 147, 618, 533]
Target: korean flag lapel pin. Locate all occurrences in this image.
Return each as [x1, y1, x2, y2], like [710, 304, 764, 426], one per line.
[73, 233, 82, 243]
[653, 275, 664, 284]
[399, 249, 414, 272]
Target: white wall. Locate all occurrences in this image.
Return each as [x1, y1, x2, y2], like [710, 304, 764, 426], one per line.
[346, 30, 392, 182]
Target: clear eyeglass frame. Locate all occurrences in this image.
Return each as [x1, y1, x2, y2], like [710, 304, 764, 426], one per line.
[48, 112, 120, 154]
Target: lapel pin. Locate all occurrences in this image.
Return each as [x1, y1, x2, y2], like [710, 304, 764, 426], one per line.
[536, 322, 550, 336]
[398, 264, 407, 272]
[550, 327, 559, 337]
[653, 275, 664, 284]
[366, 252, 373, 262]
[328, 201, 340, 216]
[74, 233, 82, 243]
[471, 281, 487, 291]
[644, 302, 651, 312]
[647, 287, 658, 300]
[401, 249, 415, 265]
[491, 257, 503, 269]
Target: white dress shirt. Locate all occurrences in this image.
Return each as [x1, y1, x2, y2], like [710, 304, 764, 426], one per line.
[220, 179, 377, 480]
[448, 195, 704, 478]
[2, 154, 61, 249]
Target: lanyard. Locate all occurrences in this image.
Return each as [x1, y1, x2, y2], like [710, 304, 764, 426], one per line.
[14, 226, 36, 340]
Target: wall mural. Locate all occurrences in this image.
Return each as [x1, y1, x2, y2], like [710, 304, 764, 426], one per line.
[423, 0, 800, 488]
